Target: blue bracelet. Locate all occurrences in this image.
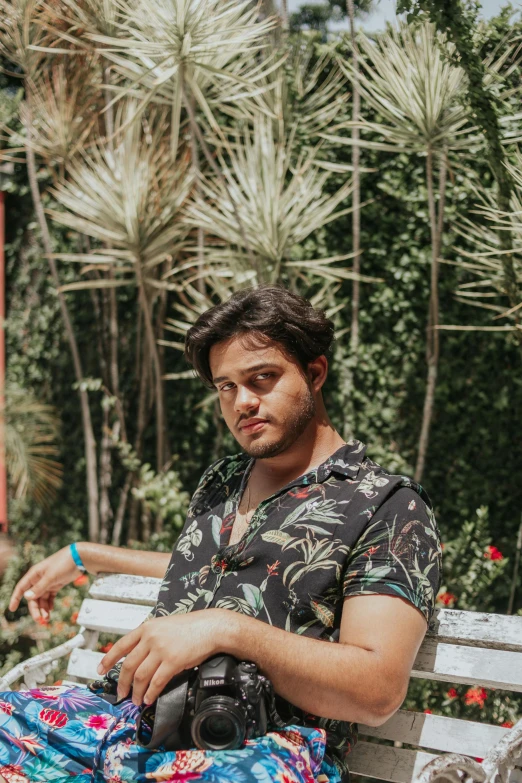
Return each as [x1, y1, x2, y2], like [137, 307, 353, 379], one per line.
[70, 543, 87, 573]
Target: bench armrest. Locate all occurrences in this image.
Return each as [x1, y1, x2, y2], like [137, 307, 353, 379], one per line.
[0, 631, 87, 691]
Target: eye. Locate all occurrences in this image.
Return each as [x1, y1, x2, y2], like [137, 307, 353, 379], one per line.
[255, 373, 273, 381]
[218, 383, 235, 392]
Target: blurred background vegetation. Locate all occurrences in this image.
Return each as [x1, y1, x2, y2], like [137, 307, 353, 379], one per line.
[0, 0, 521, 735]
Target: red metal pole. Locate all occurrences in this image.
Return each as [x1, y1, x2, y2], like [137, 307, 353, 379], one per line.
[0, 189, 7, 534]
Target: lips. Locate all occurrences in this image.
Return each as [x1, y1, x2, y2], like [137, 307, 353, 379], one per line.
[239, 419, 268, 434]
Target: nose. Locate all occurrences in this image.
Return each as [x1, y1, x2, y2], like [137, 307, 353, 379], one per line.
[234, 384, 260, 414]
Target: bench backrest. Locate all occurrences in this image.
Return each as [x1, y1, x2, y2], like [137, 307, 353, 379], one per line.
[67, 573, 522, 783]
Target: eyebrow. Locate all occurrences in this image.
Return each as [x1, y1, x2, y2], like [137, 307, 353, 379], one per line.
[212, 363, 280, 385]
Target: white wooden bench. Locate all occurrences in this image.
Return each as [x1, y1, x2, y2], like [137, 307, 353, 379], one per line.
[1, 573, 522, 783]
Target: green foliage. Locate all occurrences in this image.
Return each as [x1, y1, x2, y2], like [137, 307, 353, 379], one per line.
[131, 462, 190, 549]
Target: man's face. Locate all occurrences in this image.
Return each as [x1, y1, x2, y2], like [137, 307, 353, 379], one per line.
[209, 334, 318, 458]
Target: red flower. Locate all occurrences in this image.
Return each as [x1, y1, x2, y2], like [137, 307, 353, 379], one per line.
[447, 688, 458, 700]
[0, 701, 13, 716]
[437, 591, 456, 607]
[266, 560, 281, 577]
[36, 616, 49, 626]
[74, 574, 89, 587]
[501, 721, 514, 728]
[484, 546, 503, 561]
[364, 545, 380, 558]
[100, 642, 114, 653]
[464, 687, 488, 708]
[39, 708, 68, 728]
[70, 611, 79, 624]
[424, 709, 433, 714]
[475, 758, 484, 763]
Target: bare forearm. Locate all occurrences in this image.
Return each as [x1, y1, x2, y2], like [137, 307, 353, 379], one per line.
[77, 542, 170, 579]
[221, 612, 404, 726]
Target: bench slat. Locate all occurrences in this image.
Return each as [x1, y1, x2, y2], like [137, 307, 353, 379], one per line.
[430, 610, 522, 652]
[350, 741, 437, 782]
[78, 599, 151, 634]
[411, 639, 522, 691]
[90, 574, 162, 606]
[360, 710, 508, 759]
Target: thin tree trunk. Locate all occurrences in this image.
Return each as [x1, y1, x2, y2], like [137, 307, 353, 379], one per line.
[137, 276, 165, 472]
[415, 148, 446, 483]
[109, 279, 127, 441]
[191, 124, 206, 295]
[347, 0, 362, 356]
[111, 470, 132, 546]
[24, 111, 100, 541]
[280, 0, 288, 27]
[99, 402, 113, 544]
[508, 513, 522, 615]
[127, 317, 153, 543]
[181, 81, 258, 274]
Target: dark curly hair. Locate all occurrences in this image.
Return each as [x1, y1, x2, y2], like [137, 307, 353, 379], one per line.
[184, 285, 335, 388]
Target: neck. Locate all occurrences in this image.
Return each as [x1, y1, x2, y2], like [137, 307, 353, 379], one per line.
[251, 403, 345, 486]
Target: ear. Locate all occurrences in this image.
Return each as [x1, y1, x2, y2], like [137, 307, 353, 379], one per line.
[307, 355, 328, 392]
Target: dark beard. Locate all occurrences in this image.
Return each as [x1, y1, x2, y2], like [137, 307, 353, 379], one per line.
[242, 386, 316, 459]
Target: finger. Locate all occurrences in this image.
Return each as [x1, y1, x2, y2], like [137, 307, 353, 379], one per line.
[8, 568, 41, 612]
[130, 654, 162, 706]
[144, 662, 179, 706]
[22, 575, 52, 605]
[26, 597, 43, 622]
[116, 644, 149, 701]
[97, 627, 142, 676]
[39, 596, 51, 620]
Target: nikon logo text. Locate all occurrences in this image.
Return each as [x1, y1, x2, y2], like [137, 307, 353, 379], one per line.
[202, 678, 225, 687]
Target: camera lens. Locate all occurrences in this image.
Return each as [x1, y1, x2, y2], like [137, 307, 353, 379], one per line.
[191, 696, 246, 751]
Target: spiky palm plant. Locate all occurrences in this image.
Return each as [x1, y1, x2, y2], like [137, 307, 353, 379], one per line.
[47, 101, 194, 472]
[447, 166, 522, 335]
[19, 65, 100, 172]
[72, 0, 278, 159]
[162, 110, 380, 349]
[329, 22, 473, 481]
[181, 112, 364, 284]
[4, 384, 62, 506]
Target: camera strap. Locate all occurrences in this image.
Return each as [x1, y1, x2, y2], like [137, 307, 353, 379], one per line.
[136, 671, 192, 752]
[262, 678, 289, 731]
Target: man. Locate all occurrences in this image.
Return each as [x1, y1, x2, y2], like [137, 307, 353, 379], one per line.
[6, 286, 441, 783]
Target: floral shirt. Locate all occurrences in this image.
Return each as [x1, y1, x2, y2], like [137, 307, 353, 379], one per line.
[153, 439, 442, 775]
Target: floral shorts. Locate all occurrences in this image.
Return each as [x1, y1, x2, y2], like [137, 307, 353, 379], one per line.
[0, 685, 341, 783]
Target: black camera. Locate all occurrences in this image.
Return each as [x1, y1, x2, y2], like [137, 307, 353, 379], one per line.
[134, 654, 277, 752]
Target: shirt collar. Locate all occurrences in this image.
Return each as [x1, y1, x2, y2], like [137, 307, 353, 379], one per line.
[315, 439, 367, 482]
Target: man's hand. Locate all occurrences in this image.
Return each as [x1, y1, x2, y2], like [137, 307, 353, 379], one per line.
[9, 546, 84, 621]
[97, 609, 225, 707]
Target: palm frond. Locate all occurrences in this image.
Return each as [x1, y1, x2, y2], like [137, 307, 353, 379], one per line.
[78, 0, 278, 155]
[47, 100, 193, 287]
[450, 175, 522, 322]
[21, 63, 100, 166]
[182, 112, 355, 287]
[330, 21, 473, 156]
[3, 383, 62, 506]
[0, 0, 50, 79]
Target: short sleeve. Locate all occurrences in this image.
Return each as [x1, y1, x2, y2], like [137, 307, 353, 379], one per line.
[342, 487, 442, 622]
